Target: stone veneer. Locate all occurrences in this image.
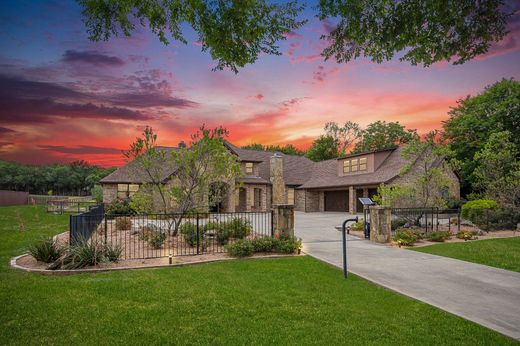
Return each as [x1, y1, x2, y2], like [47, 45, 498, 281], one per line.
[102, 183, 117, 204]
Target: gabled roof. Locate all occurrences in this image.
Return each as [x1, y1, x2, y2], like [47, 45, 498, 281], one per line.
[297, 146, 407, 189]
[100, 147, 179, 184]
[101, 142, 413, 189]
[224, 142, 315, 185]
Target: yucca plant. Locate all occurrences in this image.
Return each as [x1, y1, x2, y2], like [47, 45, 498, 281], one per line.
[28, 237, 64, 263]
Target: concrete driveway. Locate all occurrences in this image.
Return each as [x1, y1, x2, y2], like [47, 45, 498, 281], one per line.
[295, 211, 520, 341]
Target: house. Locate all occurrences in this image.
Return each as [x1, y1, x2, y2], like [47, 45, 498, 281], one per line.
[100, 142, 460, 213]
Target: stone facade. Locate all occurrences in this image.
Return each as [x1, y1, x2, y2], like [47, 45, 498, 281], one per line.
[102, 145, 460, 214]
[270, 153, 285, 205]
[272, 204, 294, 237]
[369, 206, 392, 243]
[102, 183, 117, 204]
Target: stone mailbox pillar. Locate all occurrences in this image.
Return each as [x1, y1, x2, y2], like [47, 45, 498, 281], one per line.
[369, 206, 392, 243]
[272, 204, 294, 238]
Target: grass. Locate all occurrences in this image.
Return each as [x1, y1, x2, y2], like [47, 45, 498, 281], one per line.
[0, 206, 517, 345]
[411, 237, 520, 273]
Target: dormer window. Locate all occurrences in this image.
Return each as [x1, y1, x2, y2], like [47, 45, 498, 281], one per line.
[359, 157, 367, 171]
[342, 157, 368, 174]
[245, 162, 254, 174]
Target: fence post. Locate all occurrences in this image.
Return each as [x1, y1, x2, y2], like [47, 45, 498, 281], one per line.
[270, 210, 274, 237]
[457, 209, 461, 233]
[104, 215, 108, 244]
[196, 213, 200, 255]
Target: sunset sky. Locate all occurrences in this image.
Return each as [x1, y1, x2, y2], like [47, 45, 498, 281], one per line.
[1, 1, 519, 167]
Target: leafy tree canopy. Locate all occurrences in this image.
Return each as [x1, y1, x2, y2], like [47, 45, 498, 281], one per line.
[79, 0, 306, 73]
[305, 135, 340, 162]
[352, 121, 418, 154]
[442, 79, 520, 194]
[319, 0, 512, 67]
[472, 131, 520, 207]
[79, 0, 514, 71]
[324, 121, 362, 155]
[241, 143, 305, 156]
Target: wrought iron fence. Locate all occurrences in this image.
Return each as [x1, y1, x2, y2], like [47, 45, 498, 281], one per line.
[70, 211, 273, 260]
[391, 208, 463, 234]
[46, 199, 98, 214]
[70, 204, 105, 245]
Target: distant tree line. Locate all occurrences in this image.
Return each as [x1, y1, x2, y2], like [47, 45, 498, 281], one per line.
[0, 160, 116, 195]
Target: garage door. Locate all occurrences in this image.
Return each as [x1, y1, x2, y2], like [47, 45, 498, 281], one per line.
[324, 190, 349, 212]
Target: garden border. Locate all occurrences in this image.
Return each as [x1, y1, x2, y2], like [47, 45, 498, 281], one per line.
[10, 252, 302, 276]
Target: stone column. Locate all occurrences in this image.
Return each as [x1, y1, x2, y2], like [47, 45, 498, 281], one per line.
[272, 204, 294, 238]
[369, 206, 392, 243]
[270, 153, 286, 205]
[349, 186, 355, 213]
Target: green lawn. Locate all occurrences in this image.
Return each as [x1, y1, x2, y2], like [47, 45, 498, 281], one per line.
[0, 206, 516, 345]
[411, 237, 520, 273]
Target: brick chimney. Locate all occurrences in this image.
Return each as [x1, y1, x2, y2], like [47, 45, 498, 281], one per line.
[270, 153, 286, 205]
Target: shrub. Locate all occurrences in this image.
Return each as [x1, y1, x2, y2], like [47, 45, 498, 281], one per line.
[216, 228, 231, 245]
[391, 218, 407, 231]
[220, 218, 252, 239]
[204, 221, 221, 232]
[106, 199, 135, 215]
[394, 228, 418, 247]
[53, 239, 106, 270]
[225, 239, 254, 257]
[180, 222, 206, 247]
[426, 231, 451, 242]
[456, 230, 478, 241]
[461, 200, 498, 224]
[251, 237, 275, 252]
[148, 232, 166, 249]
[104, 243, 123, 262]
[179, 222, 198, 235]
[350, 219, 364, 232]
[28, 237, 64, 263]
[273, 236, 302, 254]
[115, 217, 132, 231]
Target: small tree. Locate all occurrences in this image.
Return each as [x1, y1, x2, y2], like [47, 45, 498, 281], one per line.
[125, 126, 241, 234]
[473, 131, 520, 207]
[375, 132, 455, 224]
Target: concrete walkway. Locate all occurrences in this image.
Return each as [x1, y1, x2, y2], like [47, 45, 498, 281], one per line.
[295, 212, 520, 341]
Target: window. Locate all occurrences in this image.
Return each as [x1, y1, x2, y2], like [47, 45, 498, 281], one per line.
[359, 157, 367, 171]
[351, 158, 359, 172]
[254, 188, 262, 207]
[343, 160, 350, 173]
[117, 184, 139, 199]
[245, 162, 254, 174]
[287, 188, 295, 205]
[342, 157, 368, 173]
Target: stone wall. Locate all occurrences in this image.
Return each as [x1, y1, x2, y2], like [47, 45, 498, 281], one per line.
[294, 189, 306, 211]
[270, 154, 286, 205]
[369, 206, 392, 243]
[102, 184, 117, 204]
[390, 157, 460, 201]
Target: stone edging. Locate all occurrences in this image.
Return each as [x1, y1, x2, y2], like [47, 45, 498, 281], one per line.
[10, 253, 301, 276]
